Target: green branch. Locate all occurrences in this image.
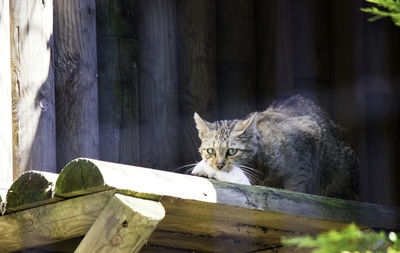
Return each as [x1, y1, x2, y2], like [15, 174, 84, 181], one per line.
[361, 0, 400, 27]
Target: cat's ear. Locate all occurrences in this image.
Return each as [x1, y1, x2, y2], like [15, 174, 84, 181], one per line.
[194, 113, 211, 139]
[232, 112, 257, 137]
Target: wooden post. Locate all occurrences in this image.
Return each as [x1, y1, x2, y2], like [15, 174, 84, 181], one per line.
[0, 0, 13, 194]
[136, 0, 180, 171]
[75, 194, 165, 253]
[53, 0, 99, 170]
[216, 0, 256, 119]
[9, 0, 57, 176]
[96, 0, 140, 165]
[176, 0, 218, 168]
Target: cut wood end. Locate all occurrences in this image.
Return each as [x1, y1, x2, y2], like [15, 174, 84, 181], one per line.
[55, 158, 106, 197]
[5, 171, 58, 212]
[115, 193, 165, 220]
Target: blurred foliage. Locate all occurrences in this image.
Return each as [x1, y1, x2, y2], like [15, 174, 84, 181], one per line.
[361, 0, 400, 27]
[282, 223, 400, 253]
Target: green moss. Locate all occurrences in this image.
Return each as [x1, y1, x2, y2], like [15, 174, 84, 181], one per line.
[55, 158, 105, 197]
[6, 172, 53, 210]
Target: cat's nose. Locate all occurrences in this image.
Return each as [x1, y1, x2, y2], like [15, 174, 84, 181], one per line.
[216, 162, 225, 170]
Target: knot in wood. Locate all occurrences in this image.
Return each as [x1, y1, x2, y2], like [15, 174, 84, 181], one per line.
[111, 235, 122, 246]
[26, 219, 33, 226]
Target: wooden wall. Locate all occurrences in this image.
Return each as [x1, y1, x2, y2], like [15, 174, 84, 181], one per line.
[1, 0, 400, 207]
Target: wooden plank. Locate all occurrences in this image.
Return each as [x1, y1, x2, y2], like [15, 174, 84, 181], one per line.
[216, 0, 256, 119]
[255, 0, 293, 106]
[4, 171, 60, 214]
[96, 0, 140, 165]
[176, 0, 218, 167]
[0, 190, 115, 252]
[9, 0, 57, 176]
[136, 0, 180, 171]
[53, 0, 99, 170]
[76, 194, 165, 253]
[54, 158, 400, 232]
[0, 0, 13, 195]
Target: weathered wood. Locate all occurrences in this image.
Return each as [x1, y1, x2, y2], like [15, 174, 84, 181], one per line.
[176, 0, 218, 167]
[255, 0, 293, 107]
[0, 0, 13, 195]
[9, 0, 57, 176]
[53, 0, 99, 170]
[136, 0, 180, 171]
[96, 0, 140, 165]
[147, 228, 292, 253]
[54, 158, 217, 202]
[55, 158, 400, 231]
[76, 194, 165, 253]
[0, 190, 115, 252]
[4, 171, 60, 214]
[216, 0, 256, 119]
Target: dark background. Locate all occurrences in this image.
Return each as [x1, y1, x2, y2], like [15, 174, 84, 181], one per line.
[95, 0, 400, 207]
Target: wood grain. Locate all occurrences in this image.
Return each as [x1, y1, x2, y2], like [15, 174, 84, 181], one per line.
[0, 190, 115, 252]
[53, 0, 99, 170]
[9, 0, 57, 176]
[76, 194, 165, 253]
[0, 0, 13, 192]
[96, 0, 140, 165]
[176, 0, 218, 168]
[136, 0, 180, 171]
[216, 0, 256, 119]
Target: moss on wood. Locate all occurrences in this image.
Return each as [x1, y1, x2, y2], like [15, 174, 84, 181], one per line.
[5, 171, 59, 213]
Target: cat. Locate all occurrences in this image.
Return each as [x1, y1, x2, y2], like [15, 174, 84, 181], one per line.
[191, 95, 358, 200]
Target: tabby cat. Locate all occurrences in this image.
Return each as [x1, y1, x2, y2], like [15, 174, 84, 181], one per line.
[191, 95, 358, 199]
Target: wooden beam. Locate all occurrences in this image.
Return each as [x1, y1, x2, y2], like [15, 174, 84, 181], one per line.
[54, 158, 400, 232]
[53, 0, 99, 170]
[4, 171, 60, 214]
[9, 0, 57, 176]
[0, 0, 13, 195]
[0, 190, 115, 252]
[76, 194, 165, 253]
[54, 158, 217, 202]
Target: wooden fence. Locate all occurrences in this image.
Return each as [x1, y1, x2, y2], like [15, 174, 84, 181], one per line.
[0, 0, 400, 207]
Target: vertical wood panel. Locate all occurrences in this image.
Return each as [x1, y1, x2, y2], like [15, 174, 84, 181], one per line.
[53, 0, 99, 170]
[137, 0, 180, 171]
[176, 0, 217, 167]
[10, 0, 56, 175]
[255, 0, 293, 109]
[96, 0, 140, 165]
[359, 12, 400, 206]
[0, 0, 13, 191]
[216, 0, 256, 119]
[329, 0, 365, 203]
[292, 0, 331, 103]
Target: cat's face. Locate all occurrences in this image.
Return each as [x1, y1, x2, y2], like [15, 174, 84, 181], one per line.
[191, 113, 257, 184]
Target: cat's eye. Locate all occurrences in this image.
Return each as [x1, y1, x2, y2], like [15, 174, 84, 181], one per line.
[227, 148, 238, 156]
[207, 148, 216, 155]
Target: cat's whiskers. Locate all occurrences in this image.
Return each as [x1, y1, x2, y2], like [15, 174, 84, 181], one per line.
[174, 163, 198, 174]
[237, 164, 262, 184]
